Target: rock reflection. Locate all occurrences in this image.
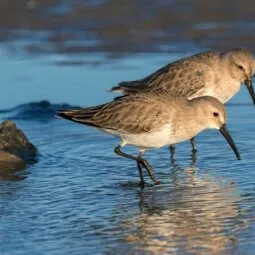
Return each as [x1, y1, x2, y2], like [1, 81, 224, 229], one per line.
[121, 163, 242, 254]
[0, 159, 27, 180]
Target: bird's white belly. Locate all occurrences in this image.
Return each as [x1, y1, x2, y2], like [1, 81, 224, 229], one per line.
[104, 124, 174, 148]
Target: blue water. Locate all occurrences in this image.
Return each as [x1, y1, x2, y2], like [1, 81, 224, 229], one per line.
[1, 1, 255, 253]
[1, 99, 255, 255]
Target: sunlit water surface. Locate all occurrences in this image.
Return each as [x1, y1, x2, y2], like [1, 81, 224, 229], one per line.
[1, 6, 255, 249]
[1, 102, 255, 255]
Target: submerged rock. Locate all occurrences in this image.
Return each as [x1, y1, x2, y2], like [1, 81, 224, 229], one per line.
[0, 120, 37, 180]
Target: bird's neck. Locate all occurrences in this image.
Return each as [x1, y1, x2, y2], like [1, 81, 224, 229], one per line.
[171, 106, 208, 143]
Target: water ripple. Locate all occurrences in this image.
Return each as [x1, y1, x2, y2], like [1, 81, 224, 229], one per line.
[1, 105, 255, 254]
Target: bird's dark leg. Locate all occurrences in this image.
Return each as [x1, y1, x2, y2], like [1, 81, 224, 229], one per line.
[138, 157, 160, 185]
[191, 150, 197, 165]
[137, 161, 145, 187]
[169, 144, 175, 154]
[114, 145, 137, 160]
[190, 137, 197, 152]
[114, 145, 160, 185]
[169, 144, 176, 164]
[136, 150, 146, 186]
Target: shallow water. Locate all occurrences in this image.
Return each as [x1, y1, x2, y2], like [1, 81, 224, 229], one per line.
[1, 1, 255, 254]
[1, 104, 255, 255]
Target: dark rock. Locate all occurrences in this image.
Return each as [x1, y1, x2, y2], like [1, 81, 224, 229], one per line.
[0, 120, 37, 180]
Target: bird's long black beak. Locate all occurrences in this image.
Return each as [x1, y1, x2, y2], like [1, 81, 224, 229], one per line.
[219, 124, 241, 160]
[245, 78, 255, 106]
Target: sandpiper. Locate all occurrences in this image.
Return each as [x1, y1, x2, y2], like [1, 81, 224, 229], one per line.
[111, 48, 255, 152]
[57, 90, 240, 186]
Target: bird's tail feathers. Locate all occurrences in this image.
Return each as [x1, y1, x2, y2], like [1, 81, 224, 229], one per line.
[110, 81, 147, 94]
[56, 106, 104, 127]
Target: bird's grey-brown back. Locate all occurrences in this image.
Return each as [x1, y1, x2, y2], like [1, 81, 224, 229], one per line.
[111, 51, 217, 96]
[59, 91, 186, 135]
[57, 91, 227, 146]
[111, 48, 255, 104]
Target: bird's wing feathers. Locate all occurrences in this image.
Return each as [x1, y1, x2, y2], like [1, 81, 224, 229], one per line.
[111, 51, 214, 96]
[57, 92, 174, 134]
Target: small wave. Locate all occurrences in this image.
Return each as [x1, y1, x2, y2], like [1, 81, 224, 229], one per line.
[0, 100, 80, 121]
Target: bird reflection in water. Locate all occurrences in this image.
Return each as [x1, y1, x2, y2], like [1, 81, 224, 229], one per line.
[119, 158, 244, 255]
[170, 146, 197, 166]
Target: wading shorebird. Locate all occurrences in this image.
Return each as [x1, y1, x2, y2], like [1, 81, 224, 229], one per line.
[57, 91, 240, 186]
[111, 48, 255, 152]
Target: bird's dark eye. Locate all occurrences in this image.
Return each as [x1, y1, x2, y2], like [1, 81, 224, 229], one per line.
[237, 65, 244, 71]
[213, 112, 219, 117]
